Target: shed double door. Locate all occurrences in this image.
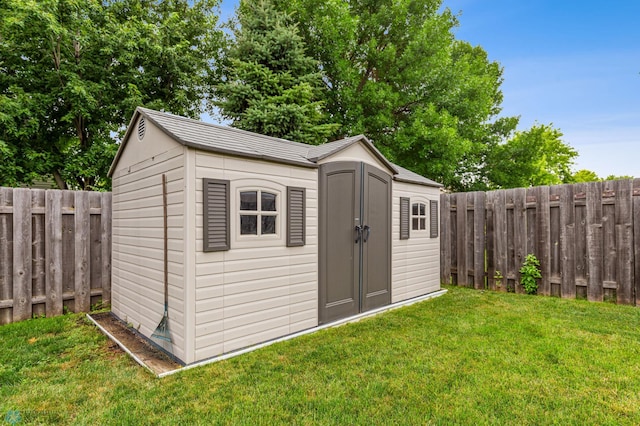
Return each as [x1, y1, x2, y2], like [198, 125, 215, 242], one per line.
[319, 161, 391, 324]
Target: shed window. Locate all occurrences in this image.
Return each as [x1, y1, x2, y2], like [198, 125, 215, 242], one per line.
[412, 202, 427, 231]
[240, 190, 277, 235]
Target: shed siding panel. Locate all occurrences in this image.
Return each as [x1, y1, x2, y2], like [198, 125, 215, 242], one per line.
[111, 145, 187, 362]
[392, 181, 441, 303]
[193, 151, 318, 357]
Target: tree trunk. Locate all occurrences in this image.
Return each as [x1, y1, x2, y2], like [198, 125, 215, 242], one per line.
[52, 170, 67, 190]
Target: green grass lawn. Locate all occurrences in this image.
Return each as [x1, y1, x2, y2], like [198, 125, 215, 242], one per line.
[2, 286, 640, 425]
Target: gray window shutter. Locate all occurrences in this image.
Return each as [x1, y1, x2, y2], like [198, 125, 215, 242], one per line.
[430, 200, 439, 238]
[287, 187, 305, 247]
[400, 197, 410, 240]
[203, 178, 230, 251]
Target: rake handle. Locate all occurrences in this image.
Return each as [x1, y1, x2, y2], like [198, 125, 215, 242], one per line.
[162, 174, 168, 309]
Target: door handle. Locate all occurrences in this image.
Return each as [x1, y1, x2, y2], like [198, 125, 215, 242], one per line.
[355, 225, 362, 243]
[363, 225, 371, 242]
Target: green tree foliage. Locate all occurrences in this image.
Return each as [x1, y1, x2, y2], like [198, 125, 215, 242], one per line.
[571, 169, 601, 183]
[214, 0, 338, 144]
[605, 174, 634, 181]
[0, 0, 222, 189]
[275, 0, 517, 190]
[486, 124, 577, 189]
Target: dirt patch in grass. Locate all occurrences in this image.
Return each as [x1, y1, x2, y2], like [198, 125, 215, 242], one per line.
[89, 312, 181, 376]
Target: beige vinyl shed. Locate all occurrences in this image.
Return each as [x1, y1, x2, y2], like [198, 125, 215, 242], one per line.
[108, 107, 442, 365]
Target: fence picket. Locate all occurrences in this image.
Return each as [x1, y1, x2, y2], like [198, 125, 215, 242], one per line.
[74, 191, 91, 313]
[586, 181, 603, 302]
[32, 189, 46, 317]
[12, 189, 32, 321]
[101, 192, 112, 305]
[0, 188, 13, 324]
[634, 178, 640, 306]
[537, 186, 551, 295]
[559, 184, 576, 299]
[494, 190, 507, 292]
[473, 192, 486, 289]
[46, 190, 63, 317]
[513, 188, 526, 293]
[456, 192, 468, 287]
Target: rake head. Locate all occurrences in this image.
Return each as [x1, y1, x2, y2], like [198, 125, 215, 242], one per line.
[151, 314, 172, 343]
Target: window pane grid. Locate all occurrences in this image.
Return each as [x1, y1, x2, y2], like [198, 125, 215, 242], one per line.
[411, 202, 427, 231]
[239, 190, 278, 236]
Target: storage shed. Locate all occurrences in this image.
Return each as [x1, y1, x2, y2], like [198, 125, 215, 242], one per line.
[108, 107, 442, 365]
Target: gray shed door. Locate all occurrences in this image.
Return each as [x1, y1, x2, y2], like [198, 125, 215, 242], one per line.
[319, 162, 391, 324]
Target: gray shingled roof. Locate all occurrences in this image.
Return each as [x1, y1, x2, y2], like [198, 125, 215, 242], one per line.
[140, 107, 315, 167]
[109, 107, 442, 187]
[392, 163, 443, 188]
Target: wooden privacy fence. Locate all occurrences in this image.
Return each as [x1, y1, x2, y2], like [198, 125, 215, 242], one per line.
[441, 179, 640, 305]
[0, 187, 112, 325]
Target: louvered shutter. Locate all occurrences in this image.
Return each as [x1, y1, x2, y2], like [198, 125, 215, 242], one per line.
[203, 178, 230, 251]
[400, 197, 410, 240]
[287, 187, 306, 247]
[430, 200, 439, 238]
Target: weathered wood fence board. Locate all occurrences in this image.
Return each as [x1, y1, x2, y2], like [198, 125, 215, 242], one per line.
[441, 179, 640, 305]
[0, 187, 111, 325]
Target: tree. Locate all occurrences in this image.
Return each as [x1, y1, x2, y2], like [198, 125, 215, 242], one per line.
[572, 169, 601, 183]
[486, 124, 577, 188]
[275, 0, 517, 190]
[0, 0, 222, 190]
[214, 0, 338, 144]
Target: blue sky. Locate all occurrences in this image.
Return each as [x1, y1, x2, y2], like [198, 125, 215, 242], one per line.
[216, 0, 640, 178]
[443, 0, 640, 178]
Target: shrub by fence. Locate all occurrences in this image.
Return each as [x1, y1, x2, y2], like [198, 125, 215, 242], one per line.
[440, 179, 640, 305]
[0, 187, 112, 324]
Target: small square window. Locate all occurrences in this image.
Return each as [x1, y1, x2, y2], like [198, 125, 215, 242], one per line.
[412, 204, 419, 216]
[420, 218, 426, 230]
[262, 192, 277, 211]
[240, 215, 257, 235]
[262, 215, 276, 234]
[240, 191, 258, 211]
